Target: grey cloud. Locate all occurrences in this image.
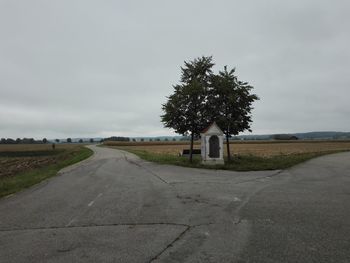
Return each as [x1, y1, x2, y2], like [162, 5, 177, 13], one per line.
[1, 0, 349, 139]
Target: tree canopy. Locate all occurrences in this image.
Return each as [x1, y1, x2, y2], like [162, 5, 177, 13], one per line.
[161, 56, 214, 162]
[209, 66, 259, 160]
[161, 56, 258, 162]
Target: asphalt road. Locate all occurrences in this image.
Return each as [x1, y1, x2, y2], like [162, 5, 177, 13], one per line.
[0, 145, 349, 263]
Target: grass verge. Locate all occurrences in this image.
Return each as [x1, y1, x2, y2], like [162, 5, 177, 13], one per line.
[0, 146, 93, 198]
[115, 148, 347, 171]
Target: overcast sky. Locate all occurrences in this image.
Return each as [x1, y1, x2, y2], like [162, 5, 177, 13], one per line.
[1, 0, 349, 139]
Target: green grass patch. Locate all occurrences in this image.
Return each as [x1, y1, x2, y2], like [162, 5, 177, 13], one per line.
[0, 146, 93, 198]
[118, 149, 347, 171]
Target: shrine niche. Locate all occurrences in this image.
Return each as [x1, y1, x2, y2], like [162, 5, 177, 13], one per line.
[200, 122, 224, 165]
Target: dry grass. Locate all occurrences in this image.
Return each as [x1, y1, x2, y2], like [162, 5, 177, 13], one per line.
[224, 141, 350, 156]
[104, 140, 350, 157]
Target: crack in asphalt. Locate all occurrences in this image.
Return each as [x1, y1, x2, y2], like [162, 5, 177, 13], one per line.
[148, 222, 214, 262]
[123, 156, 170, 185]
[233, 218, 242, 225]
[149, 225, 191, 262]
[167, 170, 284, 187]
[232, 170, 284, 185]
[222, 179, 278, 227]
[0, 222, 190, 233]
[0, 221, 215, 262]
[0, 221, 217, 262]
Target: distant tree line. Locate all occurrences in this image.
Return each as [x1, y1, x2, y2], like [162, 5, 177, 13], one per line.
[0, 138, 40, 144]
[102, 136, 130, 142]
[1, 134, 214, 145]
[0, 137, 97, 144]
[116, 137, 187, 142]
[272, 134, 298, 140]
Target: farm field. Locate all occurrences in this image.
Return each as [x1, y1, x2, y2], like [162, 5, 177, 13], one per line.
[0, 144, 77, 177]
[103, 140, 350, 171]
[0, 144, 93, 198]
[0, 143, 78, 152]
[103, 140, 350, 157]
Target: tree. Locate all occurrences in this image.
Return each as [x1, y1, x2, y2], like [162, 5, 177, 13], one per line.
[209, 66, 259, 161]
[42, 138, 47, 144]
[55, 139, 60, 143]
[161, 56, 214, 162]
[67, 138, 72, 143]
[5, 138, 16, 144]
[90, 138, 94, 143]
[79, 139, 83, 143]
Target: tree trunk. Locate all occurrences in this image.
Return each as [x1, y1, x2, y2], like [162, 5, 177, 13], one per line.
[189, 131, 194, 163]
[226, 133, 231, 162]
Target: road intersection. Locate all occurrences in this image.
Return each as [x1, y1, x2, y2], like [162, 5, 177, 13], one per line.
[1, 145, 349, 262]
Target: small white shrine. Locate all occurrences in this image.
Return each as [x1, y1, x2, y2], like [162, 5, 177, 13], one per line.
[200, 122, 224, 165]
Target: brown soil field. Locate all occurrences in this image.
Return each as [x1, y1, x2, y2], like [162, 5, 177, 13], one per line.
[0, 143, 77, 152]
[0, 157, 57, 177]
[104, 140, 350, 157]
[0, 144, 81, 178]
